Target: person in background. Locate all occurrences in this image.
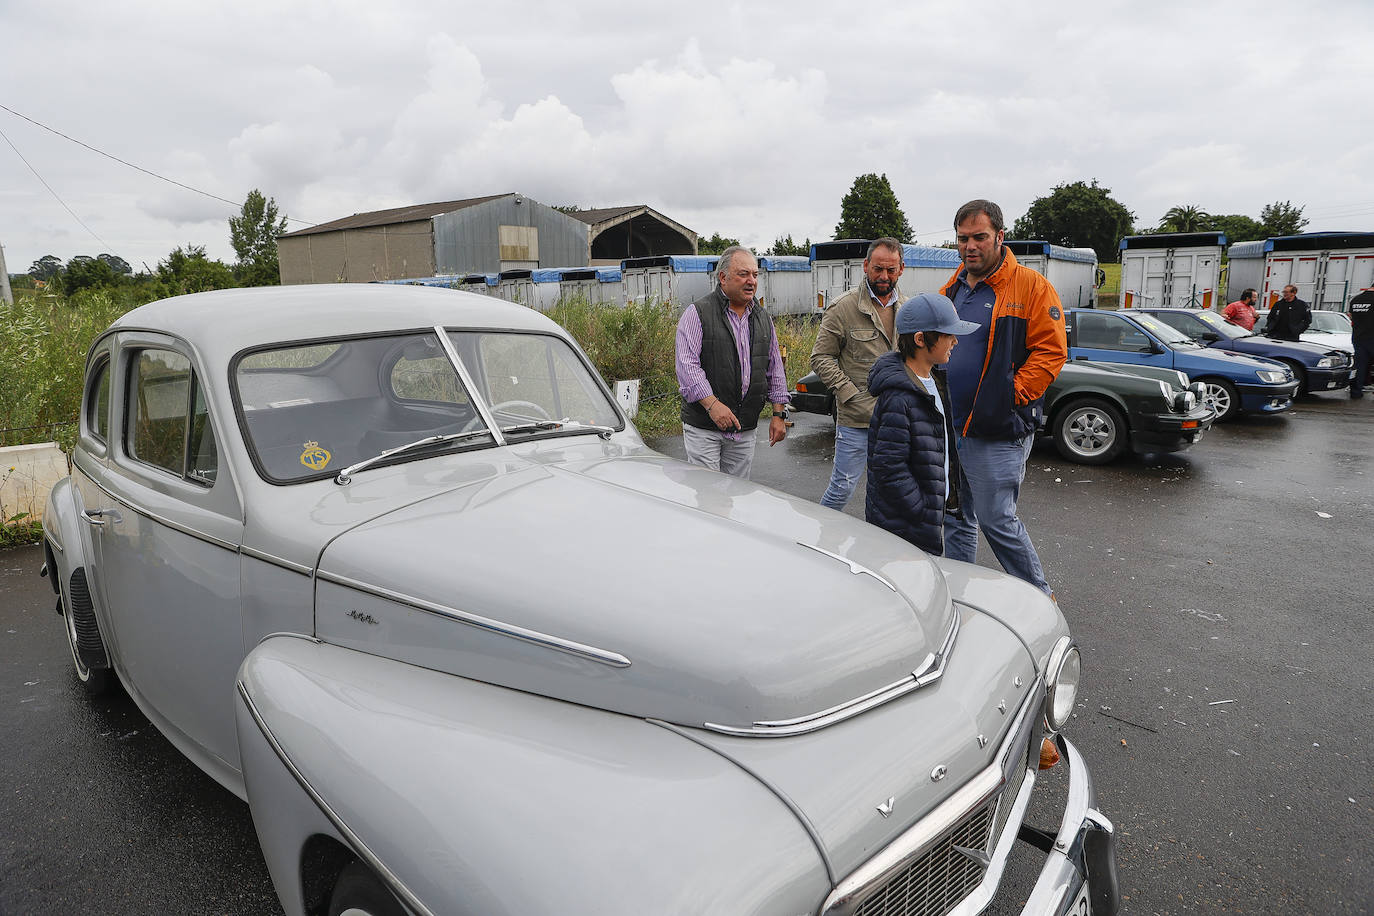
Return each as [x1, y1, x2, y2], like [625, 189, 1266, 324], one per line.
[865, 293, 979, 554]
[1263, 285, 1312, 341]
[938, 199, 1067, 596]
[1349, 288, 1374, 400]
[1222, 288, 1259, 331]
[810, 238, 906, 509]
[674, 246, 789, 478]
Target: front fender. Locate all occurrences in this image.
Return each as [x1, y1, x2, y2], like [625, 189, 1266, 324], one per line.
[933, 557, 1069, 675]
[236, 636, 829, 916]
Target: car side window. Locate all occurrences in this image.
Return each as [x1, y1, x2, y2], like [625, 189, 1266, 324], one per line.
[1076, 313, 1146, 351]
[86, 357, 111, 444]
[127, 348, 216, 485]
[1151, 312, 1196, 336]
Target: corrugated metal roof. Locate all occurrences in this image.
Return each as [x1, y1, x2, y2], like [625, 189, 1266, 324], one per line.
[564, 206, 649, 226]
[281, 194, 513, 238]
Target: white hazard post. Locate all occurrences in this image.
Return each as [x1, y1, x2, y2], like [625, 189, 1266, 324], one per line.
[613, 379, 640, 418]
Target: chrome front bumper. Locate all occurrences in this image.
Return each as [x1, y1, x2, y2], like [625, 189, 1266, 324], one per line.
[1018, 735, 1120, 915]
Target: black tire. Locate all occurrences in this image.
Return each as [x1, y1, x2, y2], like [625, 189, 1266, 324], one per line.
[1281, 361, 1308, 394]
[328, 861, 406, 916]
[1052, 399, 1127, 465]
[59, 572, 112, 696]
[1199, 378, 1241, 422]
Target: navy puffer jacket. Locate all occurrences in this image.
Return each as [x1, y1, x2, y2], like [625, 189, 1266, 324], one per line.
[864, 351, 962, 554]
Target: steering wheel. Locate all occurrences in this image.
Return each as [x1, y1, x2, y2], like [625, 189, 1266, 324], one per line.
[461, 399, 553, 432]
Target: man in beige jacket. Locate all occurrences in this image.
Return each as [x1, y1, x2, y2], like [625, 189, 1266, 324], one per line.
[810, 237, 905, 509]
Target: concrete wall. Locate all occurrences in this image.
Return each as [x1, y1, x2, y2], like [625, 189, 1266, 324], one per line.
[1, 443, 67, 523]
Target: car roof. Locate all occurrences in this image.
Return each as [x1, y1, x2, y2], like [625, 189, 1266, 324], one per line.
[107, 284, 561, 364]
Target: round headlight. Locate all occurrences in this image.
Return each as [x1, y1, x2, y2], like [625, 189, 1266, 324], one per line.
[1044, 637, 1081, 732]
[1176, 390, 1197, 412]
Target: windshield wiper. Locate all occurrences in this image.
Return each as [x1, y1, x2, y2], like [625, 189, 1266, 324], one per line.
[335, 430, 493, 484]
[502, 419, 615, 440]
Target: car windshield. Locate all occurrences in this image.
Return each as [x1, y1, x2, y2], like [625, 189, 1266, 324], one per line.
[234, 329, 620, 483]
[1128, 312, 1195, 345]
[1193, 310, 1248, 339]
[1309, 311, 1352, 333]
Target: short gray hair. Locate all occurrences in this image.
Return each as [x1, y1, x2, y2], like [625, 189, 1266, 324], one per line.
[716, 245, 754, 280]
[866, 237, 902, 259]
[954, 199, 1004, 232]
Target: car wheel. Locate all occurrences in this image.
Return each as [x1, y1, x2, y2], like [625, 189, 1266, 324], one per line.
[59, 569, 112, 696]
[1200, 379, 1240, 421]
[328, 861, 406, 916]
[1052, 399, 1127, 465]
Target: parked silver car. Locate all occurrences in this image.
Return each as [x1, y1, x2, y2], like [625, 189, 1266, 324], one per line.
[42, 285, 1118, 916]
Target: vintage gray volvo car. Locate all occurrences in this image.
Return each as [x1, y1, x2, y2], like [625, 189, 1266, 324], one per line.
[42, 285, 1118, 916]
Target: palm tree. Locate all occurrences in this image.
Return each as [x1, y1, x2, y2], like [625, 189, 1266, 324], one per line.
[1158, 205, 1211, 233]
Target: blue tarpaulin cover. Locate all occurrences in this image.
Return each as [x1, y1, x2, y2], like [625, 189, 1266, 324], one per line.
[901, 245, 962, 269]
[758, 256, 811, 272]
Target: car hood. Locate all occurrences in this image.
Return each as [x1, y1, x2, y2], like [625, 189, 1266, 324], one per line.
[1227, 336, 1336, 359]
[314, 450, 956, 732]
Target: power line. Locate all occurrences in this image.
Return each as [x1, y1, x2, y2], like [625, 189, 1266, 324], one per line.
[0, 123, 114, 252]
[0, 103, 315, 226]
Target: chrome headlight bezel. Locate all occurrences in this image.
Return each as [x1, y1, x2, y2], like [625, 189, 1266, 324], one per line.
[1175, 389, 1197, 412]
[1044, 636, 1081, 733]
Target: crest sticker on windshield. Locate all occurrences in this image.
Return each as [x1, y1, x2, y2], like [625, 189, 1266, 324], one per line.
[300, 441, 332, 471]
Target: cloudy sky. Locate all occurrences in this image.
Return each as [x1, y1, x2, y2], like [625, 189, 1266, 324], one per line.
[3, 0, 1372, 275]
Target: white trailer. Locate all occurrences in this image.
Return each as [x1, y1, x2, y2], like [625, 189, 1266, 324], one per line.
[1005, 241, 1099, 308]
[756, 255, 812, 315]
[899, 244, 963, 296]
[527, 268, 566, 311]
[459, 273, 498, 296]
[1227, 232, 1374, 312]
[559, 266, 623, 306]
[621, 255, 719, 307]
[496, 269, 536, 307]
[1119, 232, 1225, 310]
[810, 240, 869, 311]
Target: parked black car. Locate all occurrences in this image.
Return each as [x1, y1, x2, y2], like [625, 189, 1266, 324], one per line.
[790, 361, 1214, 465]
[1133, 307, 1352, 394]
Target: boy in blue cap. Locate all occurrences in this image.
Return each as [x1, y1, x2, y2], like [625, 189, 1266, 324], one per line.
[865, 292, 981, 554]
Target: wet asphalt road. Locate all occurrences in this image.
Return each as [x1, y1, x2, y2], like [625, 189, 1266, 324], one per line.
[2, 392, 1371, 915]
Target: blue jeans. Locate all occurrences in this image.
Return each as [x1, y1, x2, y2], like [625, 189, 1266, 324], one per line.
[943, 432, 1051, 594]
[820, 425, 868, 509]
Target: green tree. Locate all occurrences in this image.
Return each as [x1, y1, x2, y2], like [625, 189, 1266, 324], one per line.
[59, 255, 120, 295]
[834, 173, 912, 242]
[1158, 204, 1211, 232]
[229, 189, 288, 286]
[1011, 180, 1135, 260]
[768, 234, 811, 256]
[1259, 200, 1308, 237]
[29, 255, 63, 281]
[698, 232, 742, 255]
[96, 253, 132, 275]
[157, 245, 236, 296]
[1206, 213, 1266, 244]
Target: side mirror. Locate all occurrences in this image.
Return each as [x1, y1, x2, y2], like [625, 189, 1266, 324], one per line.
[1200, 331, 1220, 342]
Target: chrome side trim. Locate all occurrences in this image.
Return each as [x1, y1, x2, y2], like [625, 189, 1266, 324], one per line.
[45, 533, 64, 554]
[315, 570, 632, 669]
[236, 681, 437, 916]
[89, 476, 239, 552]
[434, 325, 506, 447]
[702, 613, 959, 737]
[796, 542, 897, 591]
[821, 688, 1042, 916]
[239, 545, 313, 577]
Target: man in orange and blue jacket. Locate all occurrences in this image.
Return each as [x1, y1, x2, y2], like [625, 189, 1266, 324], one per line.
[938, 200, 1067, 595]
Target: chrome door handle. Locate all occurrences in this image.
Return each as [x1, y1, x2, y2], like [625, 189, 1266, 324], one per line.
[83, 508, 121, 527]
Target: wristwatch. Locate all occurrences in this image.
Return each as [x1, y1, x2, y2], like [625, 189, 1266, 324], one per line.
[772, 409, 786, 418]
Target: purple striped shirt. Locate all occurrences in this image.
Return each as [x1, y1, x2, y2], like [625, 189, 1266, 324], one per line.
[675, 299, 790, 437]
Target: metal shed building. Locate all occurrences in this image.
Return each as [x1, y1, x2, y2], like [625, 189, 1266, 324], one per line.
[1227, 232, 1374, 311]
[277, 193, 591, 284]
[621, 255, 719, 307]
[565, 206, 698, 263]
[1005, 241, 1098, 308]
[1118, 232, 1226, 310]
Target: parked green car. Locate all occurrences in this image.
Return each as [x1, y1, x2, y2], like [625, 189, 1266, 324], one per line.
[791, 360, 1215, 464]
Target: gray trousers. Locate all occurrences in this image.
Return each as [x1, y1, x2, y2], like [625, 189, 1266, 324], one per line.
[682, 423, 757, 478]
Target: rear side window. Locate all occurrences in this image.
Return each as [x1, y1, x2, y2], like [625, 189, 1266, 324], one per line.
[86, 358, 111, 444]
[127, 348, 217, 485]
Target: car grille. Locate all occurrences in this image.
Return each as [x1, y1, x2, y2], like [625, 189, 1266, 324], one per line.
[853, 804, 994, 916]
[849, 729, 1037, 916]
